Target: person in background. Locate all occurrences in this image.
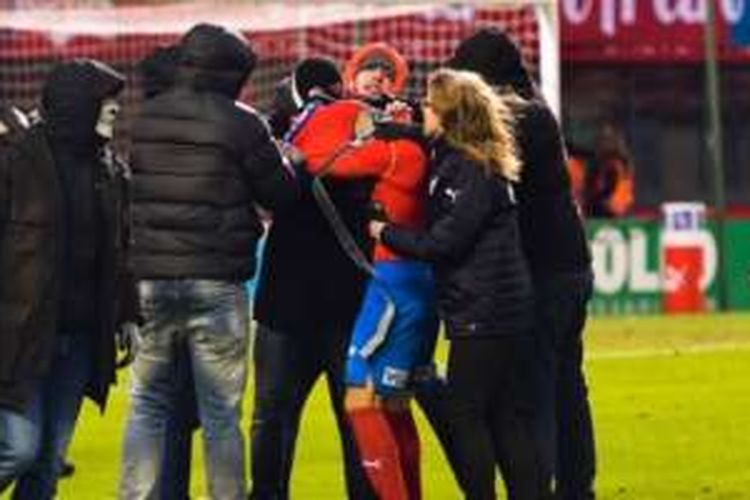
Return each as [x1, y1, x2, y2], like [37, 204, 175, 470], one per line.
[0, 59, 134, 499]
[249, 57, 376, 500]
[449, 28, 596, 500]
[370, 68, 547, 500]
[587, 124, 634, 218]
[119, 23, 298, 500]
[564, 141, 592, 216]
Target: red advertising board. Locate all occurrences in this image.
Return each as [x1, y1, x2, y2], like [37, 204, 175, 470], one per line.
[561, 0, 750, 63]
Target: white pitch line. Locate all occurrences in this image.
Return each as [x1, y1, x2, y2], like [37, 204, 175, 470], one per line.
[586, 342, 750, 360]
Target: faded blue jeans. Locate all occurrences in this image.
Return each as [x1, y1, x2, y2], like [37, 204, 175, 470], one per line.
[0, 334, 92, 499]
[120, 280, 250, 500]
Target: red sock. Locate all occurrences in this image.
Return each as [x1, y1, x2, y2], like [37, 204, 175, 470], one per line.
[348, 407, 409, 500]
[386, 410, 422, 500]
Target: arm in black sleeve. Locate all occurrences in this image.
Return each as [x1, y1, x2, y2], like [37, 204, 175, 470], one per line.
[381, 161, 499, 262]
[0, 150, 9, 237]
[518, 101, 570, 195]
[114, 158, 139, 326]
[240, 113, 300, 211]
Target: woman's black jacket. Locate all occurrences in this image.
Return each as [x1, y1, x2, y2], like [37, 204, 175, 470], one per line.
[382, 141, 533, 339]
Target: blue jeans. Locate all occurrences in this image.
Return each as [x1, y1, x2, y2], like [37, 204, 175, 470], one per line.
[158, 342, 198, 500]
[0, 334, 92, 499]
[120, 280, 250, 500]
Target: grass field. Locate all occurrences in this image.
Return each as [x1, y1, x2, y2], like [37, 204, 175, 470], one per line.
[8, 313, 750, 499]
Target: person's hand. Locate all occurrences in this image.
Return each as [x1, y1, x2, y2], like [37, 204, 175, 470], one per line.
[279, 141, 308, 174]
[384, 100, 413, 123]
[369, 220, 386, 241]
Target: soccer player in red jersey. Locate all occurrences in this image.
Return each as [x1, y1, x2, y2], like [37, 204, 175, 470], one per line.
[289, 89, 436, 499]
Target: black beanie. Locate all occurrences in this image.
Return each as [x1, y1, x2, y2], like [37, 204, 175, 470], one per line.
[291, 57, 342, 107]
[447, 28, 532, 97]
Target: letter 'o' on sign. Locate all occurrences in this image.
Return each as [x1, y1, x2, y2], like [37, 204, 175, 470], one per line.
[592, 227, 628, 294]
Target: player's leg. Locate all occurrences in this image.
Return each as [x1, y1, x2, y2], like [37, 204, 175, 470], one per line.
[323, 325, 378, 500]
[345, 276, 409, 500]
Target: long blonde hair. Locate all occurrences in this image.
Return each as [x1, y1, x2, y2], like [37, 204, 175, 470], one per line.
[427, 68, 521, 181]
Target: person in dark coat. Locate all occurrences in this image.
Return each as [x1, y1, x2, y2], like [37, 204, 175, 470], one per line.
[0, 59, 132, 499]
[449, 28, 596, 500]
[250, 57, 376, 500]
[119, 24, 298, 500]
[370, 68, 549, 500]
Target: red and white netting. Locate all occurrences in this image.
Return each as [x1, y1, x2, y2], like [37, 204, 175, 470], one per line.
[0, 1, 541, 140]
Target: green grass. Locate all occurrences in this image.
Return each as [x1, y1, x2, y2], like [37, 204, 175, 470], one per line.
[8, 313, 750, 499]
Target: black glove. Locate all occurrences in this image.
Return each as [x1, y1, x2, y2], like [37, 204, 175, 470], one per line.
[367, 200, 389, 222]
[115, 322, 137, 369]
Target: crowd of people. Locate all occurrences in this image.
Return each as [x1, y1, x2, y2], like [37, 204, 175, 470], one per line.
[0, 22, 596, 500]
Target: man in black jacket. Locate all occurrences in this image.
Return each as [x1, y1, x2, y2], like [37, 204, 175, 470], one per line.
[449, 28, 596, 500]
[250, 57, 376, 500]
[0, 59, 132, 499]
[119, 24, 298, 500]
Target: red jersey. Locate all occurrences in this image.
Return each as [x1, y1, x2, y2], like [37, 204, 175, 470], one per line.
[292, 99, 429, 261]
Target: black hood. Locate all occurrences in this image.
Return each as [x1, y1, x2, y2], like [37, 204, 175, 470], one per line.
[447, 28, 535, 99]
[138, 44, 181, 99]
[177, 23, 257, 99]
[42, 59, 125, 146]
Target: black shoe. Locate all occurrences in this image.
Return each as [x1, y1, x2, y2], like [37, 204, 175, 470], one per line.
[59, 460, 75, 479]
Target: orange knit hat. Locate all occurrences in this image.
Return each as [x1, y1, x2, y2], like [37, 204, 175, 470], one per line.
[343, 42, 409, 95]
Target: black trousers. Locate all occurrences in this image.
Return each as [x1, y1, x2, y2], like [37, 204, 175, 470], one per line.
[533, 271, 596, 500]
[249, 323, 376, 500]
[445, 335, 551, 500]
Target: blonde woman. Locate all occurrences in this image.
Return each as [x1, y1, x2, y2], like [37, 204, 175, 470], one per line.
[370, 69, 549, 499]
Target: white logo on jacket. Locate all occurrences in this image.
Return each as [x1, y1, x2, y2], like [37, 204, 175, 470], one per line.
[444, 187, 459, 203]
[429, 176, 439, 195]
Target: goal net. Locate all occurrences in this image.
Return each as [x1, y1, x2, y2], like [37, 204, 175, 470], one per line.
[0, 0, 552, 142]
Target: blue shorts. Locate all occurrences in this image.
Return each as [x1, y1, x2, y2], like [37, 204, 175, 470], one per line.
[346, 261, 439, 396]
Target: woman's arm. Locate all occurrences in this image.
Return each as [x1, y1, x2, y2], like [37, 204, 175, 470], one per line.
[377, 159, 500, 262]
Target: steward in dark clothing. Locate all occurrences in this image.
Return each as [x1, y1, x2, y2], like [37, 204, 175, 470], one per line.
[0, 59, 132, 499]
[130, 25, 297, 282]
[450, 28, 596, 500]
[251, 57, 376, 500]
[121, 24, 298, 500]
[379, 135, 546, 499]
[374, 68, 550, 499]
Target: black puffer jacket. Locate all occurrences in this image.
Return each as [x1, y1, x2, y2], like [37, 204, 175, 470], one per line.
[0, 60, 131, 411]
[131, 24, 298, 281]
[382, 141, 533, 339]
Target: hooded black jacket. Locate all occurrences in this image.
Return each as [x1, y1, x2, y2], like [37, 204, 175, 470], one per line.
[254, 93, 371, 335]
[130, 24, 298, 281]
[382, 141, 533, 339]
[449, 28, 591, 280]
[0, 60, 131, 411]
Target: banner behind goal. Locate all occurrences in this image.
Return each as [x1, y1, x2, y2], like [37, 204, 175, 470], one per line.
[0, 1, 549, 142]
